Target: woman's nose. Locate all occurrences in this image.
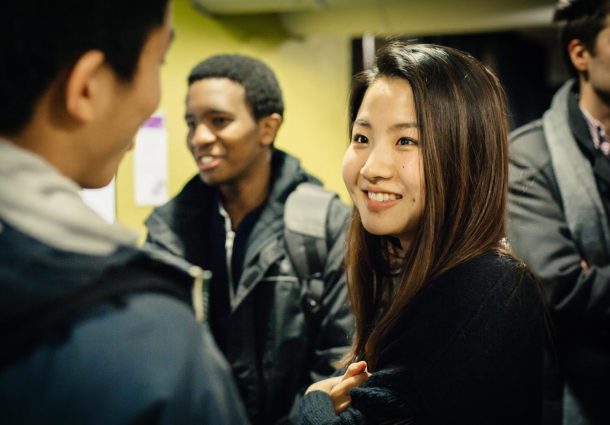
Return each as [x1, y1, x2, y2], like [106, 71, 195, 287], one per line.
[360, 145, 394, 182]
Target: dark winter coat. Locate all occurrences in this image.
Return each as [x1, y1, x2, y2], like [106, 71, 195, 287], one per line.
[145, 148, 354, 425]
[0, 139, 247, 425]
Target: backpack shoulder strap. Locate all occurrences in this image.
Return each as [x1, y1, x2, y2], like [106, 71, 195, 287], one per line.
[0, 258, 197, 369]
[284, 182, 337, 314]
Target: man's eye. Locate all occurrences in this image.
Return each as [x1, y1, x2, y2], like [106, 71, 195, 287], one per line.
[212, 117, 229, 127]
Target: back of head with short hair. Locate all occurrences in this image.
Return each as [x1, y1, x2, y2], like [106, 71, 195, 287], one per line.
[188, 54, 284, 120]
[0, 0, 169, 135]
[554, 0, 610, 75]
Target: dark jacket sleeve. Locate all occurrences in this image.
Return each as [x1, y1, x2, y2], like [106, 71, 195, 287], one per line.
[297, 369, 417, 425]
[104, 294, 250, 424]
[298, 391, 364, 425]
[508, 127, 610, 325]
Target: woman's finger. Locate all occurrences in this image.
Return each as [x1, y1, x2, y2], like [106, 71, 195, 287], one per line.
[335, 399, 351, 413]
[331, 373, 370, 413]
[340, 361, 367, 381]
[336, 372, 369, 391]
[305, 376, 341, 394]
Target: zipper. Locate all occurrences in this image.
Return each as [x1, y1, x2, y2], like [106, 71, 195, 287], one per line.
[188, 265, 211, 323]
[219, 204, 237, 307]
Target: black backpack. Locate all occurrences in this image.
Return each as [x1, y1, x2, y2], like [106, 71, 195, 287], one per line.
[284, 182, 347, 319]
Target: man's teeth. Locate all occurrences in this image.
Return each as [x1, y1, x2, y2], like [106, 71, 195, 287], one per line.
[368, 192, 398, 202]
[201, 156, 213, 164]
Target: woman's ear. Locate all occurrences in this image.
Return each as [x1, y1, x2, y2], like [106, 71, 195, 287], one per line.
[64, 50, 106, 123]
[258, 113, 283, 147]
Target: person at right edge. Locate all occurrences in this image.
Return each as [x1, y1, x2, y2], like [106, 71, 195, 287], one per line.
[508, 1, 610, 424]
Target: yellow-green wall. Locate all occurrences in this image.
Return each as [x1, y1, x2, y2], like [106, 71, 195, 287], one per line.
[116, 0, 557, 240]
[116, 0, 352, 240]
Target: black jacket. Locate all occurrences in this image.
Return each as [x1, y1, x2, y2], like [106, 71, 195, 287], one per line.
[508, 80, 610, 425]
[297, 252, 545, 424]
[0, 223, 247, 425]
[0, 139, 246, 425]
[145, 149, 354, 424]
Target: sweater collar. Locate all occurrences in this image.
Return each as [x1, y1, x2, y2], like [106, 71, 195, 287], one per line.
[0, 139, 137, 255]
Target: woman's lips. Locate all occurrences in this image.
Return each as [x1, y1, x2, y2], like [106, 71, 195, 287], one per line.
[363, 190, 402, 212]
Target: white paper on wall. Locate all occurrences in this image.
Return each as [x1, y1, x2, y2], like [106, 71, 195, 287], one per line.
[134, 113, 168, 206]
[80, 178, 116, 223]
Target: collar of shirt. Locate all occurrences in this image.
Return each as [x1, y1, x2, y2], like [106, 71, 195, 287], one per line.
[580, 106, 610, 156]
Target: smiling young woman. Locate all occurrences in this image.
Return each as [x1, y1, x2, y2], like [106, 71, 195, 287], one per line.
[298, 42, 546, 425]
[343, 76, 424, 250]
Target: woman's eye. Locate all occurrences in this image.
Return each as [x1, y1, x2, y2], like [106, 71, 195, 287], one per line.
[397, 137, 417, 146]
[352, 134, 369, 144]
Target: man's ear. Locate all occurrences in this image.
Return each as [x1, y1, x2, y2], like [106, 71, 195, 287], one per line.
[258, 113, 283, 147]
[568, 39, 591, 74]
[64, 50, 106, 123]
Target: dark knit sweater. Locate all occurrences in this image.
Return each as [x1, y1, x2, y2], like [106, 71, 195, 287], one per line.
[298, 252, 545, 424]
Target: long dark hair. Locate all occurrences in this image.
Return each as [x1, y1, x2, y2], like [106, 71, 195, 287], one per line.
[344, 42, 510, 370]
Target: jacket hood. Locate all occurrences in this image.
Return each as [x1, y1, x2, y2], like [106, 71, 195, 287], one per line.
[267, 149, 321, 205]
[0, 139, 145, 321]
[147, 148, 320, 244]
[0, 139, 138, 255]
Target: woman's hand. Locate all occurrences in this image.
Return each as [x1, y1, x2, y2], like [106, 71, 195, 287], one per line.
[305, 361, 371, 414]
[332, 361, 371, 413]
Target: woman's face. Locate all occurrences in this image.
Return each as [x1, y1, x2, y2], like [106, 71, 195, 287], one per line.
[343, 77, 424, 249]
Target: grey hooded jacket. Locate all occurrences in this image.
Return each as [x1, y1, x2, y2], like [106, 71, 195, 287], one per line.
[0, 140, 247, 425]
